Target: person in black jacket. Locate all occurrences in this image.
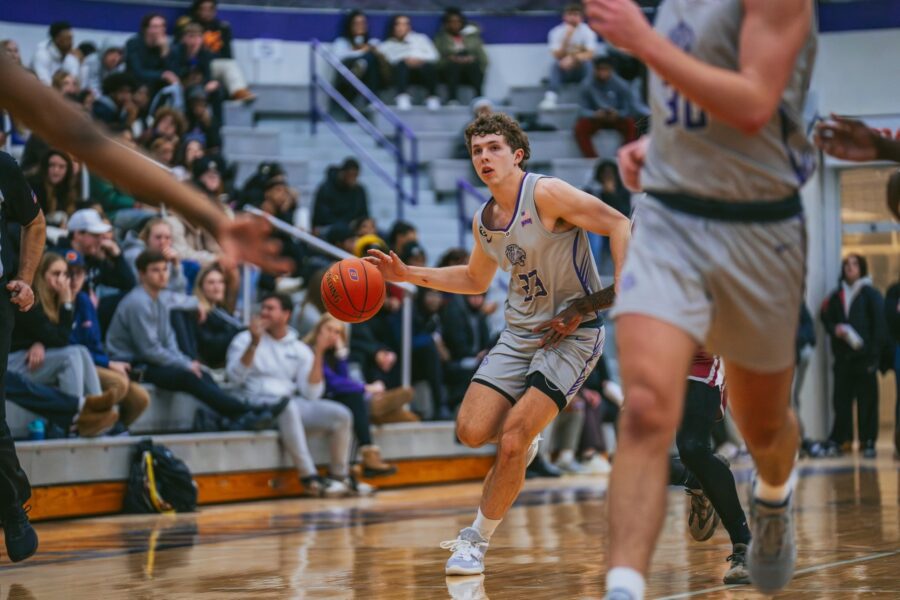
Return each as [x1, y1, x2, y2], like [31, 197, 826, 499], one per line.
[7, 252, 119, 437]
[312, 159, 369, 235]
[441, 292, 492, 411]
[125, 13, 179, 93]
[193, 262, 241, 368]
[885, 275, 900, 457]
[820, 254, 887, 457]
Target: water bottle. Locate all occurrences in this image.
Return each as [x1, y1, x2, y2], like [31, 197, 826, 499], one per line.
[28, 419, 46, 441]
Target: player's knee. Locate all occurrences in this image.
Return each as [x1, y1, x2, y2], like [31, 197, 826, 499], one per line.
[497, 424, 529, 463]
[676, 435, 710, 467]
[456, 421, 491, 448]
[741, 414, 791, 453]
[619, 384, 676, 439]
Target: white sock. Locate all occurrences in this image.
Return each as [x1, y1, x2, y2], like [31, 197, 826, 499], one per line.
[606, 567, 645, 600]
[472, 508, 501, 542]
[754, 468, 797, 505]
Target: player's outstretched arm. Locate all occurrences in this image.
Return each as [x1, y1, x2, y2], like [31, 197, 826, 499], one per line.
[535, 177, 630, 288]
[366, 217, 498, 294]
[0, 54, 290, 274]
[815, 114, 900, 164]
[586, 0, 812, 135]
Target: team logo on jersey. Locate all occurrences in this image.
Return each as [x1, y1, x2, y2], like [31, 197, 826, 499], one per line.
[505, 244, 526, 267]
[668, 21, 695, 52]
[520, 210, 533, 227]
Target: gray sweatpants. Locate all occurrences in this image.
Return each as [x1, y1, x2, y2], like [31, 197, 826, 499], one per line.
[8, 345, 102, 399]
[261, 396, 353, 478]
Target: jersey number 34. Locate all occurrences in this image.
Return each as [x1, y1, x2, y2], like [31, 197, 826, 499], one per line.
[664, 87, 707, 130]
[518, 269, 548, 303]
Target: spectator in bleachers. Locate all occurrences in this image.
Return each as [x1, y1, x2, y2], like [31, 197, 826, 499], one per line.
[312, 158, 369, 235]
[123, 218, 190, 294]
[352, 216, 377, 239]
[90, 125, 140, 219]
[8, 253, 120, 437]
[434, 8, 487, 104]
[54, 208, 136, 296]
[32, 22, 80, 86]
[80, 43, 125, 98]
[227, 293, 367, 497]
[1, 39, 22, 66]
[126, 13, 180, 94]
[66, 250, 150, 429]
[169, 23, 219, 98]
[172, 134, 206, 182]
[327, 222, 358, 256]
[149, 136, 177, 168]
[130, 83, 153, 140]
[51, 70, 79, 98]
[27, 149, 78, 225]
[5, 371, 107, 438]
[107, 250, 277, 430]
[539, 4, 598, 110]
[92, 72, 137, 129]
[186, 0, 256, 102]
[821, 254, 887, 458]
[583, 159, 631, 265]
[333, 10, 383, 102]
[378, 15, 441, 111]
[144, 106, 187, 145]
[454, 97, 494, 158]
[309, 314, 398, 477]
[193, 262, 241, 368]
[573, 56, 639, 157]
[440, 291, 492, 411]
[388, 220, 417, 255]
[76, 41, 96, 65]
[185, 85, 222, 153]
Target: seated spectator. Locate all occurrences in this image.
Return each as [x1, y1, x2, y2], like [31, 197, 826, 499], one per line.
[820, 254, 887, 458]
[185, 0, 255, 101]
[76, 88, 96, 113]
[1, 39, 22, 66]
[126, 13, 180, 95]
[66, 250, 150, 429]
[308, 314, 398, 477]
[90, 125, 140, 218]
[93, 72, 138, 129]
[184, 85, 222, 152]
[191, 154, 228, 206]
[27, 150, 78, 225]
[440, 292, 492, 411]
[333, 10, 383, 102]
[54, 208, 136, 297]
[434, 8, 487, 104]
[539, 4, 597, 110]
[130, 83, 153, 140]
[583, 159, 631, 265]
[107, 250, 277, 430]
[32, 21, 80, 86]
[80, 43, 125, 98]
[149, 136, 177, 168]
[454, 97, 494, 158]
[351, 216, 377, 238]
[327, 222, 358, 256]
[51, 70, 79, 98]
[168, 22, 219, 99]
[172, 133, 206, 182]
[227, 293, 368, 497]
[5, 371, 107, 439]
[388, 220, 417, 254]
[378, 15, 440, 111]
[123, 217, 190, 294]
[144, 106, 187, 145]
[312, 158, 369, 235]
[8, 253, 119, 437]
[193, 262, 241, 368]
[574, 56, 639, 157]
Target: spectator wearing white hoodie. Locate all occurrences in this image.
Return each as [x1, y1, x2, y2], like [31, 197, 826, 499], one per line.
[32, 22, 80, 86]
[378, 14, 440, 111]
[227, 293, 370, 497]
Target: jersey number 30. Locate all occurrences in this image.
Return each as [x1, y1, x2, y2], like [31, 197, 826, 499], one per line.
[664, 87, 707, 130]
[518, 270, 548, 303]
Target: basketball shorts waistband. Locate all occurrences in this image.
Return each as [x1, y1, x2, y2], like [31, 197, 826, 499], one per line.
[646, 190, 802, 223]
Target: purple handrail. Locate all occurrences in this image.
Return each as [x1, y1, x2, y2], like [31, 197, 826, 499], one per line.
[456, 178, 489, 247]
[310, 39, 419, 218]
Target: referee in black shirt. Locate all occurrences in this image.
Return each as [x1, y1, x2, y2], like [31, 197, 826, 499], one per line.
[0, 150, 45, 562]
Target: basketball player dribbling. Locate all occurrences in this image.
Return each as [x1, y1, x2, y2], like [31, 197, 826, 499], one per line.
[574, 0, 817, 597]
[366, 113, 630, 576]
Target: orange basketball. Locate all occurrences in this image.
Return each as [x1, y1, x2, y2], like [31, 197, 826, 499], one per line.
[320, 258, 386, 323]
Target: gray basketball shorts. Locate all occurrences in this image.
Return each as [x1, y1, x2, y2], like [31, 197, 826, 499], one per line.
[472, 325, 605, 411]
[611, 194, 806, 372]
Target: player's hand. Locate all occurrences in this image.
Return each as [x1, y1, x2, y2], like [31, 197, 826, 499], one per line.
[534, 303, 584, 348]
[814, 114, 880, 162]
[217, 213, 293, 275]
[584, 0, 655, 57]
[365, 249, 409, 283]
[7, 279, 35, 312]
[618, 136, 648, 192]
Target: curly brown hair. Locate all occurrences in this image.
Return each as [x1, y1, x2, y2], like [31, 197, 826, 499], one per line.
[464, 113, 531, 171]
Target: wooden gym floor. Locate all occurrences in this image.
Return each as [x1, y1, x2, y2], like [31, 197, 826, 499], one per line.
[0, 453, 897, 599]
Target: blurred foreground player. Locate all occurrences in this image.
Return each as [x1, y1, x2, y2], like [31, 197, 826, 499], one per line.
[0, 151, 46, 562]
[580, 0, 817, 596]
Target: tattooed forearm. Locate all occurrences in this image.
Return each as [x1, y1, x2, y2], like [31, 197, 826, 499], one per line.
[572, 285, 616, 316]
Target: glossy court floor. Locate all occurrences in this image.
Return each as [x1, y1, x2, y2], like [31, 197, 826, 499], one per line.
[1, 452, 898, 599]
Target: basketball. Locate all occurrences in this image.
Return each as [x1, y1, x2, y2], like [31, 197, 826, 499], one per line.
[320, 258, 385, 323]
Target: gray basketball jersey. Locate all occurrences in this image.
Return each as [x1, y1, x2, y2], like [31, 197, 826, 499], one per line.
[475, 173, 603, 332]
[642, 0, 818, 201]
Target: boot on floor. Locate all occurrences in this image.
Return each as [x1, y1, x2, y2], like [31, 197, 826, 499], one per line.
[360, 445, 398, 478]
